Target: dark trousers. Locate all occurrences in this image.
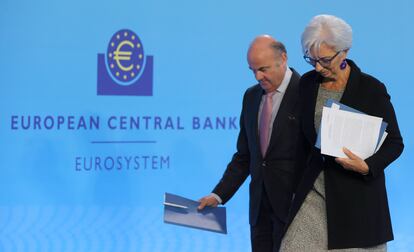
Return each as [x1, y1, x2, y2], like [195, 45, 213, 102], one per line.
[250, 190, 285, 252]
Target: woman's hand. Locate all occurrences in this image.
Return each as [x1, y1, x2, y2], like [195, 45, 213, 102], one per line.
[335, 147, 369, 175]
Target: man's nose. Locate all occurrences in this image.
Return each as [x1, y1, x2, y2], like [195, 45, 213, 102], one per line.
[255, 71, 263, 81]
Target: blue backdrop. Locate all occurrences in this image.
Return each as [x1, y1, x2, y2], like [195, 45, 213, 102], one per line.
[1, 0, 413, 251]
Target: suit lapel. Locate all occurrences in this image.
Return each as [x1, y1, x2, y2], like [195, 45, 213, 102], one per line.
[339, 60, 361, 106]
[251, 87, 264, 155]
[302, 73, 320, 146]
[266, 69, 300, 155]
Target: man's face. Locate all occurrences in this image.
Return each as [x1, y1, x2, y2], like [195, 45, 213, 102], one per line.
[248, 47, 286, 93]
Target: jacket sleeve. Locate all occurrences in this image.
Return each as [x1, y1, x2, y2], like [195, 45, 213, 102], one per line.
[212, 91, 251, 203]
[364, 82, 404, 180]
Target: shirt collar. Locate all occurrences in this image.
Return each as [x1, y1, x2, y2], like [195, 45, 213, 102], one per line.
[276, 66, 292, 94]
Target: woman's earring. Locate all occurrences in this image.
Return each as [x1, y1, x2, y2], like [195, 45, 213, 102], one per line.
[340, 59, 347, 70]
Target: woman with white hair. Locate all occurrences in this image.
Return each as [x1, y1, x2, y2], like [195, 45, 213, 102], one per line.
[280, 15, 404, 251]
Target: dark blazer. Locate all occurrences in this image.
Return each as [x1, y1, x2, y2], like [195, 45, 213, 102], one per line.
[213, 68, 304, 225]
[287, 60, 404, 249]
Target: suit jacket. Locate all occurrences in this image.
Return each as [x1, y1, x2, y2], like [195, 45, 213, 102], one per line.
[287, 60, 404, 249]
[212, 68, 304, 225]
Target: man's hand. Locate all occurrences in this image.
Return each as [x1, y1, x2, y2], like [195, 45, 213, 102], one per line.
[335, 147, 369, 175]
[198, 195, 219, 210]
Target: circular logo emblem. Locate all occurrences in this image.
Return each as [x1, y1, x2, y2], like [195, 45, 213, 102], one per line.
[106, 29, 145, 85]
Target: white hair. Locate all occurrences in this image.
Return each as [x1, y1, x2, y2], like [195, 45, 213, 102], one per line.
[301, 14, 352, 55]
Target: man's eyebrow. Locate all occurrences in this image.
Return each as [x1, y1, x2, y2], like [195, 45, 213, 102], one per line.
[250, 65, 269, 71]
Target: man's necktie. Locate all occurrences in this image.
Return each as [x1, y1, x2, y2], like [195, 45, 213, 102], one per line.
[259, 92, 274, 157]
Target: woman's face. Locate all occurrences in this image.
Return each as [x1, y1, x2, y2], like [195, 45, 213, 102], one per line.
[308, 43, 348, 81]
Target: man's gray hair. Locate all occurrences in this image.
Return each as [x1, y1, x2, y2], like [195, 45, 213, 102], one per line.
[301, 14, 352, 55]
[271, 41, 287, 56]
[270, 41, 287, 66]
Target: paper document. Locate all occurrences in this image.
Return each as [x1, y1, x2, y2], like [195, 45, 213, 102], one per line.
[315, 99, 388, 151]
[320, 106, 383, 159]
[375, 131, 388, 153]
[163, 192, 227, 234]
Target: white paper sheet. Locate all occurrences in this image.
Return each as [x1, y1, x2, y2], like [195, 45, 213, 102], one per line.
[320, 106, 383, 159]
[375, 131, 388, 152]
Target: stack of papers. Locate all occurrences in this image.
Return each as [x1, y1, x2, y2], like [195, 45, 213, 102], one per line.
[163, 192, 227, 234]
[316, 99, 387, 159]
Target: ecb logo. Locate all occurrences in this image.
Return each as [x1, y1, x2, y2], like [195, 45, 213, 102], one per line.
[97, 29, 153, 96]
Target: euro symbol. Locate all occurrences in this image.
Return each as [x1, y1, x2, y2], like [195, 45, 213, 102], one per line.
[113, 40, 135, 71]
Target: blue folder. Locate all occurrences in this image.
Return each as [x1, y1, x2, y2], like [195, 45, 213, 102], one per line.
[163, 192, 227, 234]
[315, 99, 388, 149]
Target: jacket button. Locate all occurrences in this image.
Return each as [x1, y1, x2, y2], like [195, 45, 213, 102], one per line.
[262, 161, 266, 167]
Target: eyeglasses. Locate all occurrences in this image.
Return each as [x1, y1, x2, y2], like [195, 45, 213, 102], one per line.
[303, 50, 342, 67]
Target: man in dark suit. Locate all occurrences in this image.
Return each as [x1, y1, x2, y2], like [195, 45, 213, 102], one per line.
[198, 35, 304, 252]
